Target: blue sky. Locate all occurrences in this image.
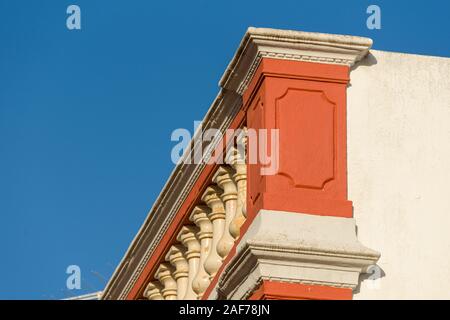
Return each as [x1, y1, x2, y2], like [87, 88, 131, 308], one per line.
[0, 0, 449, 299]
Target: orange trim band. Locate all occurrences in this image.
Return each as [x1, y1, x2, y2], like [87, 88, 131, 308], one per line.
[248, 281, 352, 300]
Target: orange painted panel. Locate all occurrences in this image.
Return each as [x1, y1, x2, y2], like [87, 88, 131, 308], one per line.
[275, 88, 335, 189]
[244, 58, 352, 218]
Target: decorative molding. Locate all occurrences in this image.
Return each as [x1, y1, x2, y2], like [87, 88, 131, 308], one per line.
[220, 27, 373, 95]
[207, 210, 380, 300]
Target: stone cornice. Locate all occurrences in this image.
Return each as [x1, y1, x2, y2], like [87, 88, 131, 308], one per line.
[208, 210, 380, 300]
[220, 27, 372, 94]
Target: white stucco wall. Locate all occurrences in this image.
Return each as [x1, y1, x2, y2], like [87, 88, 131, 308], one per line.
[348, 50, 450, 299]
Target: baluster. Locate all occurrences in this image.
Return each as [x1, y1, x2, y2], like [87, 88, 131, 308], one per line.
[213, 166, 238, 259]
[165, 245, 188, 299]
[190, 205, 213, 298]
[143, 281, 164, 300]
[228, 147, 247, 238]
[177, 225, 200, 300]
[202, 186, 226, 278]
[155, 263, 177, 300]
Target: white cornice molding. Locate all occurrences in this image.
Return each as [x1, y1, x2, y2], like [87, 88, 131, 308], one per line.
[220, 27, 373, 95]
[208, 210, 380, 300]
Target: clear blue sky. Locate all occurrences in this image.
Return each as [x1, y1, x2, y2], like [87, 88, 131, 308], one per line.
[0, 0, 449, 299]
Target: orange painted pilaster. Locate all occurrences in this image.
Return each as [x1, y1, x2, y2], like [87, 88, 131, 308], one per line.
[248, 281, 352, 300]
[244, 58, 353, 219]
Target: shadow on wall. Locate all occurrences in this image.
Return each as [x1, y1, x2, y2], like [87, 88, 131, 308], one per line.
[353, 223, 385, 295]
[348, 52, 378, 88]
[352, 52, 378, 71]
[353, 265, 386, 295]
[347, 52, 381, 296]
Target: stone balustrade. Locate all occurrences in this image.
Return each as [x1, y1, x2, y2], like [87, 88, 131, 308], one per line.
[144, 149, 247, 300]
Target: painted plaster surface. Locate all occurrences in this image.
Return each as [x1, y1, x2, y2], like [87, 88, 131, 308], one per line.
[348, 50, 450, 299]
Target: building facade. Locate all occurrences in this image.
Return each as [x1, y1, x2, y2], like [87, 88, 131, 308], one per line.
[102, 28, 450, 300]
